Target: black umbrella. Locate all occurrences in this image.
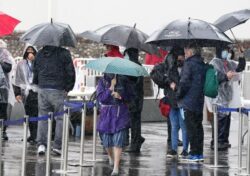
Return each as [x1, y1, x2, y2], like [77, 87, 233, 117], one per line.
[20, 20, 77, 47]
[214, 9, 250, 32]
[80, 24, 159, 54]
[146, 18, 232, 47]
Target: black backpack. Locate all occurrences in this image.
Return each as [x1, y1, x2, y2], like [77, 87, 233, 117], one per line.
[150, 62, 168, 89]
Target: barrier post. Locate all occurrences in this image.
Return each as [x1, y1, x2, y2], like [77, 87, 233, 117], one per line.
[247, 112, 250, 174]
[0, 119, 3, 174]
[80, 102, 86, 165]
[61, 105, 67, 162]
[92, 101, 97, 161]
[238, 108, 243, 171]
[213, 104, 219, 167]
[63, 107, 70, 172]
[21, 115, 29, 176]
[46, 112, 53, 176]
[206, 104, 229, 169]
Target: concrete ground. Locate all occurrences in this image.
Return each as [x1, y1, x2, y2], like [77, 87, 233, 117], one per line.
[0, 114, 248, 176]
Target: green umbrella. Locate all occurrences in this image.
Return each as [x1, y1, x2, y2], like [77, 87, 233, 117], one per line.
[85, 57, 149, 77]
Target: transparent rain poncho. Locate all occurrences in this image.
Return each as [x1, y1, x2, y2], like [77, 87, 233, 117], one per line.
[0, 48, 15, 105]
[15, 59, 38, 101]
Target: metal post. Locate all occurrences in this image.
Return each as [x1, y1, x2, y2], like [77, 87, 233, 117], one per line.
[21, 115, 29, 176]
[80, 102, 86, 165]
[0, 120, 3, 175]
[63, 107, 70, 172]
[60, 105, 67, 164]
[247, 112, 250, 174]
[92, 101, 97, 161]
[46, 112, 53, 176]
[238, 108, 243, 170]
[213, 104, 218, 167]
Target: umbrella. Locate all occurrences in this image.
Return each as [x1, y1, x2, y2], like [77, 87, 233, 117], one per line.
[146, 18, 233, 47]
[0, 11, 20, 36]
[85, 57, 149, 77]
[214, 9, 250, 32]
[20, 19, 77, 47]
[80, 24, 158, 55]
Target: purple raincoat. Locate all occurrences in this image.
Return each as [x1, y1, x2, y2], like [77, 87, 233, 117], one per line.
[97, 77, 131, 134]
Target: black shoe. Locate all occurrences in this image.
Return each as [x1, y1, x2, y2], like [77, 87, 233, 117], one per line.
[178, 139, 183, 146]
[27, 137, 37, 145]
[210, 143, 228, 151]
[179, 150, 189, 159]
[167, 150, 177, 158]
[2, 132, 8, 141]
[224, 142, 231, 148]
[125, 147, 141, 153]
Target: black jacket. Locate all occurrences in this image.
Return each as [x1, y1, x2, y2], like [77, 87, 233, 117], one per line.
[33, 46, 75, 92]
[177, 54, 206, 112]
[163, 54, 180, 108]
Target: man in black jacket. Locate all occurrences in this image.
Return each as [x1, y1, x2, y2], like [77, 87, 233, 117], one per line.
[124, 48, 145, 153]
[33, 45, 75, 155]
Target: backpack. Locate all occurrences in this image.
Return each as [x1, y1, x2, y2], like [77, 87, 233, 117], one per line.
[150, 63, 168, 89]
[204, 65, 219, 98]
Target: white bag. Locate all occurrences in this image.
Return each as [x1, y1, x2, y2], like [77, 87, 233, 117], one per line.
[10, 102, 25, 120]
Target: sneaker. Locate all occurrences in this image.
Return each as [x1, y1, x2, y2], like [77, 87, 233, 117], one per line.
[187, 155, 199, 162]
[179, 150, 189, 159]
[111, 171, 119, 176]
[52, 148, 61, 156]
[198, 155, 204, 162]
[2, 132, 8, 141]
[38, 145, 46, 155]
[167, 150, 177, 158]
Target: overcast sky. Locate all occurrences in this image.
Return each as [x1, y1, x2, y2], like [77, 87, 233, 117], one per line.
[1, 0, 250, 39]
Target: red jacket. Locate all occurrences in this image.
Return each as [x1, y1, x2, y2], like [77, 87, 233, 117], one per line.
[105, 45, 123, 58]
[144, 49, 168, 65]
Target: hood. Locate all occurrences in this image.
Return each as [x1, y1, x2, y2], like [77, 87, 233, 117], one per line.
[23, 45, 37, 59]
[41, 45, 60, 57]
[124, 48, 140, 65]
[105, 45, 123, 58]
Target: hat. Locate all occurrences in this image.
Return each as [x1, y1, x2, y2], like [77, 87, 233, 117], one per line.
[0, 39, 7, 49]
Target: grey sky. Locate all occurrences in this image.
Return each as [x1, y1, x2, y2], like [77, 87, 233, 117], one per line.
[1, 0, 250, 39]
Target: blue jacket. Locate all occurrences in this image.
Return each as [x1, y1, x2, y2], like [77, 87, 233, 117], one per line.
[177, 54, 206, 112]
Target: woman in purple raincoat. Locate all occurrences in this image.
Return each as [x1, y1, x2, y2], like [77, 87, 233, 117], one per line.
[97, 73, 131, 176]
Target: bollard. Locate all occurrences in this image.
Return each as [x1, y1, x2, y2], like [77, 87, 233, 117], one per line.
[80, 102, 86, 166]
[21, 115, 29, 176]
[92, 101, 97, 161]
[238, 108, 243, 171]
[46, 112, 53, 176]
[247, 112, 250, 174]
[213, 104, 219, 167]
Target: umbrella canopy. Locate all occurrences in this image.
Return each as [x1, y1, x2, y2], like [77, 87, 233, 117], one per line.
[0, 11, 20, 37]
[214, 9, 250, 32]
[85, 57, 149, 77]
[20, 20, 77, 47]
[80, 24, 158, 55]
[146, 18, 233, 47]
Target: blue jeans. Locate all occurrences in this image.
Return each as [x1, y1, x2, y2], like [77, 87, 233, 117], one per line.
[169, 108, 188, 151]
[36, 89, 65, 150]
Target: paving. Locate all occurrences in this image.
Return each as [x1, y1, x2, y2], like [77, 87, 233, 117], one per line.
[0, 114, 248, 176]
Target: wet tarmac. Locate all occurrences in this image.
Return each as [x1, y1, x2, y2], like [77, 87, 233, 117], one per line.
[0, 115, 248, 176]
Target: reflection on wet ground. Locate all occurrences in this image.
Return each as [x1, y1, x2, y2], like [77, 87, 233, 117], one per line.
[0, 116, 248, 176]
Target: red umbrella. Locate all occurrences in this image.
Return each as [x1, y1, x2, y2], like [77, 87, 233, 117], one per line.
[0, 11, 20, 36]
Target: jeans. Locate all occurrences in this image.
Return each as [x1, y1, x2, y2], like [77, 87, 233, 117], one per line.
[169, 108, 188, 151]
[184, 109, 204, 155]
[36, 89, 64, 149]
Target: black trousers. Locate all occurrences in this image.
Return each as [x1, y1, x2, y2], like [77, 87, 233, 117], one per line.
[211, 112, 231, 144]
[167, 117, 171, 143]
[25, 91, 38, 140]
[184, 109, 204, 155]
[0, 103, 8, 133]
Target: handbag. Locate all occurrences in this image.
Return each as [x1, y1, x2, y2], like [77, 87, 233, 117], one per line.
[159, 96, 171, 118]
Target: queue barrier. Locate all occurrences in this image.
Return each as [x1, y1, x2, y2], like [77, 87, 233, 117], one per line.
[0, 101, 96, 176]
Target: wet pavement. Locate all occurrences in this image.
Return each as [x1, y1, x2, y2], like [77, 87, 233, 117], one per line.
[0, 115, 248, 176]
